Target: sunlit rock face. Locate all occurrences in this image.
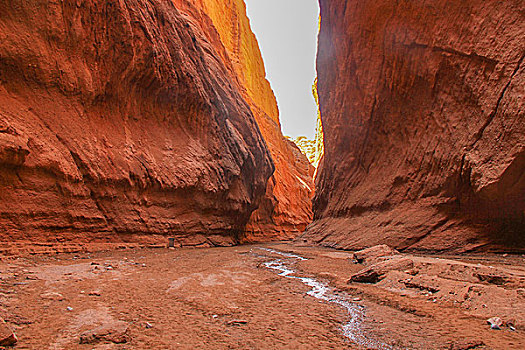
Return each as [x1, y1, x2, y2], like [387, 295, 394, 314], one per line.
[176, 0, 314, 241]
[287, 81, 325, 169]
[288, 137, 317, 165]
[304, 0, 524, 252]
[312, 78, 325, 169]
[0, 0, 278, 246]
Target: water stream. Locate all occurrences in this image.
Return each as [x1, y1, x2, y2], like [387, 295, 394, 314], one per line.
[256, 247, 391, 350]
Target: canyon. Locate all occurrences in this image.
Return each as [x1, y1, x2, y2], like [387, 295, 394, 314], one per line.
[0, 0, 524, 348]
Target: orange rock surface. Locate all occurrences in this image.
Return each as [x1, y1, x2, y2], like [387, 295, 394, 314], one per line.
[0, 0, 311, 246]
[174, 0, 314, 242]
[304, 0, 524, 252]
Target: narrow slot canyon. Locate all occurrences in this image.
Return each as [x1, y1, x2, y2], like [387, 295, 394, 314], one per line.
[0, 0, 523, 349]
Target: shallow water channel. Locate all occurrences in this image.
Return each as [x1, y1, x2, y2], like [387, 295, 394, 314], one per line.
[255, 247, 391, 349]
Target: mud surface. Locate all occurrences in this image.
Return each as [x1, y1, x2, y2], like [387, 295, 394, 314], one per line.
[0, 244, 523, 349]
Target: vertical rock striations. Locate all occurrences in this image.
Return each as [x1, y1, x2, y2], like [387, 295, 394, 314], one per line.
[0, 0, 301, 247]
[305, 0, 524, 252]
[175, 0, 314, 241]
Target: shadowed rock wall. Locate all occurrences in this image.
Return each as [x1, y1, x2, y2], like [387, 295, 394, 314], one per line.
[304, 0, 524, 252]
[175, 0, 314, 242]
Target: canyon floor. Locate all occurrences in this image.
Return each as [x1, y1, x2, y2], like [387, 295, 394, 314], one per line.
[0, 243, 524, 349]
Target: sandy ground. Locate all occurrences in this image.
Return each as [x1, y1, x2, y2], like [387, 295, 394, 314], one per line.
[0, 243, 523, 349]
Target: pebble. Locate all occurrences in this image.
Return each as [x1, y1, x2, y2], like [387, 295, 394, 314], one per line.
[40, 292, 64, 301]
[145, 322, 153, 329]
[66, 306, 74, 311]
[227, 320, 248, 326]
[487, 317, 502, 330]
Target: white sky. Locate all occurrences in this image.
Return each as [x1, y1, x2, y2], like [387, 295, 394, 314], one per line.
[245, 0, 320, 139]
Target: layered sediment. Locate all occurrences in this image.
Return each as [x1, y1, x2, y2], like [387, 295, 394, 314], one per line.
[0, 0, 311, 246]
[179, 0, 314, 242]
[305, 0, 525, 252]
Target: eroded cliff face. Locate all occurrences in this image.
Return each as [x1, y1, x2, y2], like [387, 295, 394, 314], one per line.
[0, 0, 280, 247]
[304, 0, 524, 252]
[176, 0, 314, 242]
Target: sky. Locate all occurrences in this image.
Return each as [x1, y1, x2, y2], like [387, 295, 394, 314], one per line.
[245, 0, 320, 139]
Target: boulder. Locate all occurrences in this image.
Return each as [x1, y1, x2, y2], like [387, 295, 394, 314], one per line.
[349, 257, 415, 283]
[352, 245, 399, 264]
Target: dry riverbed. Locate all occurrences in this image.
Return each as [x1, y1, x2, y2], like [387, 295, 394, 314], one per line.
[0, 243, 523, 349]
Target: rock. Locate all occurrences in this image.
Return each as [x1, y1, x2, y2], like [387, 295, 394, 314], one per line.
[0, 0, 288, 245]
[88, 291, 101, 296]
[0, 0, 313, 246]
[352, 245, 399, 264]
[227, 319, 248, 326]
[288, 136, 319, 165]
[190, 0, 315, 243]
[475, 272, 509, 285]
[66, 306, 73, 311]
[0, 318, 17, 346]
[487, 317, 503, 330]
[145, 322, 153, 329]
[403, 279, 440, 294]
[79, 321, 130, 344]
[349, 257, 415, 283]
[448, 340, 485, 350]
[303, 0, 525, 251]
[40, 292, 65, 301]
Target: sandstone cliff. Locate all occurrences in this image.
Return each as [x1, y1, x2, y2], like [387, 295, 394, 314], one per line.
[175, 0, 314, 242]
[304, 0, 524, 252]
[0, 0, 280, 247]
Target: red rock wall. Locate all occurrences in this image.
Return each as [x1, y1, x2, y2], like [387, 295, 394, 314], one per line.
[0, 0, 278, 246]
[174, 0, 314, 242]
[304, 0, 524, 252]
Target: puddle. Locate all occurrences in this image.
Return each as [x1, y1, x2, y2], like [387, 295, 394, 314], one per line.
[256, 247, 391, 350]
